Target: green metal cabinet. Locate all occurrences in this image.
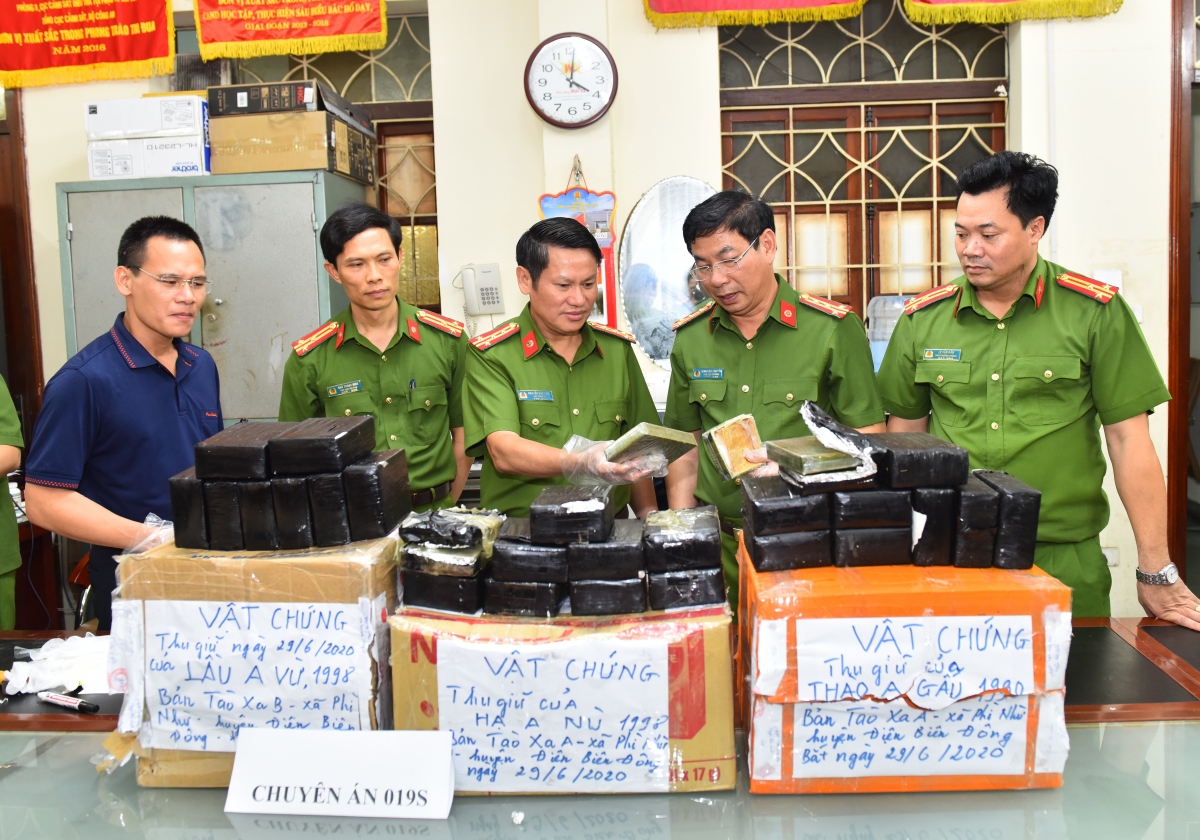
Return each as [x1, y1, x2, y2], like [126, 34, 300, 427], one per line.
[56, 170, 367, 420]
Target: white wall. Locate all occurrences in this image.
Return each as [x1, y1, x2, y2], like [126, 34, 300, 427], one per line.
[1011, 3, 1172, 617]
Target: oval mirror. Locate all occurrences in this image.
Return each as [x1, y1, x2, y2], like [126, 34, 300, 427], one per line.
[619, 176, 717, 369]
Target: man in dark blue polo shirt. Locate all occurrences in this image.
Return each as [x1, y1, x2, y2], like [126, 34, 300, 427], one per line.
[25, 216, 222, 630]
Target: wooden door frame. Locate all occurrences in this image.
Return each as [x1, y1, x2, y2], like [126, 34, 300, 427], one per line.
[1170, 0, 1192, 578]
[0, 88, 43, 442]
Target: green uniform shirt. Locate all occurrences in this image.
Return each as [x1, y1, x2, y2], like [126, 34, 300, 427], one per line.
[664, 276, 884, 521]
[878, 255, 1170, 544]
[464, 304, 660, 517]
[278, 297, 467, 492]
[0, 378, 22, 576]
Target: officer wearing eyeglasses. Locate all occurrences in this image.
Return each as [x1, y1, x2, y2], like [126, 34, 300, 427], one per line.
[25, 216, 222, 630]
[663, 191, 884, 608]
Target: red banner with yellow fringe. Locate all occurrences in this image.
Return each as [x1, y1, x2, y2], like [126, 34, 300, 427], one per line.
[0, 0, 173, 88]
[194, 0, 386, 60]
[903, 0, 1122, 24]
[644, 0, 864, 28]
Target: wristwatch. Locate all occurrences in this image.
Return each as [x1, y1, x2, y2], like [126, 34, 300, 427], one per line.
[1135, 562, 1179, 585]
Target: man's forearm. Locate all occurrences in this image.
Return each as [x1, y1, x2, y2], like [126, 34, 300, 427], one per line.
[886, 415, 929, 433]
[630, 478, 658, 518]
[1104, 413, 1169, 570]
[450, 427, 472, 502]
[665, 434, 701, 510]
[0, 445, 21, 475]
[485, 431, 567, 478]
[24, 483, 143, 549]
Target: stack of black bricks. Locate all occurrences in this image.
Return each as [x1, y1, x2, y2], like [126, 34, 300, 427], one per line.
[742, 432, 1041, 572]
[399, 509, 498, 613]
[169, 416, 411, 551]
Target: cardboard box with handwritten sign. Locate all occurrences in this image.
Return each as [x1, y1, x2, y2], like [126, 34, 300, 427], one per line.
[389, 605, 736, 794]
[109, 536, 398, 788]
[737, 536, 1072, 794]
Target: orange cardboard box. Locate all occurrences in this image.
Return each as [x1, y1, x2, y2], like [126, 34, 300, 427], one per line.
[390, 605, 736, 794]
[737, 536, 1072, 794]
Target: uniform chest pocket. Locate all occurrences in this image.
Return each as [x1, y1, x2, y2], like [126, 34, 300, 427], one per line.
[518, 399, 562, 441]
[916, 361, 971, 427]
[1012, 355, 1085, 426]
[325, 390, 375, 420]
[689, 379, 727, 424]
[762, 378, 818, 437]
[594, 399, 629, 437]
[406, 385, 449, 443]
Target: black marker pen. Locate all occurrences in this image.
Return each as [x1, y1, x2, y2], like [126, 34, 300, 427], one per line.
[37, 691, 99, 714]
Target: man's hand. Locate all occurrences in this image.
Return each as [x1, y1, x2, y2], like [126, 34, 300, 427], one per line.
[563, 441, 653, 486]
[743, 448, 778, 478]
[1138, 580, 1200, 631]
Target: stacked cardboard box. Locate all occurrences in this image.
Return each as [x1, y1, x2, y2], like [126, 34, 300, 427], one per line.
[84, 95, 210, 180]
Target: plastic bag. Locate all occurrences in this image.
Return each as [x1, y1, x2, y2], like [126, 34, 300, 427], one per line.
[125, 513, 174, 555]
[563, 435, 665, 485]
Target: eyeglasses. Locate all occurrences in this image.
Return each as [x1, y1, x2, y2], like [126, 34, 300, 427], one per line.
[689, 237, 759, 282]
[128, 266, 211, 292]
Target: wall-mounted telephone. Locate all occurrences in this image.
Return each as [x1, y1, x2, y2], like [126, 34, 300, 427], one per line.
[461, 263, 504, 316]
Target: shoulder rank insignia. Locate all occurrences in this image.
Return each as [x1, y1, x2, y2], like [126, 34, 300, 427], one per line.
[1056, 271, 1117, 304]
[417, 309, 465, 337]
[797, 293, 852, 319]
[469, 321, 520, 351]
[904, 284, 961, 315]
[292, 320, 342, 357]
[591, 322, 636, 342]
[672, 300, 716, 331]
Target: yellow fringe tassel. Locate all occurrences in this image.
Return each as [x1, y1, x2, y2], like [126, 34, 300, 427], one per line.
[643, 0, 865, 29]
[0, 6, 175, 89]
[904, 0, 1122, 25]
[196, 1, 387, 61]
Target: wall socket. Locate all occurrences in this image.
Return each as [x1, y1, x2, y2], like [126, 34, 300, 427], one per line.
[1102, 547, 1119, 567]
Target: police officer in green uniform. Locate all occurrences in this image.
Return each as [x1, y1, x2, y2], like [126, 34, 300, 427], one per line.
[464, 218, 660, 517]
[879, 151, 1200, 628]
[279, 204, 472, 510]
[664, 191, 885, 605]
[0, 377, 23, 629]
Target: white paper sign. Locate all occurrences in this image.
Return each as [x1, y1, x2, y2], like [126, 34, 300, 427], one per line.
[437, 636, 671, 793]
[790, 692, 1029, 777]
[225, 730, 453, 820]
[142, 600, 376, 751]
[790, 615, 1034, 710]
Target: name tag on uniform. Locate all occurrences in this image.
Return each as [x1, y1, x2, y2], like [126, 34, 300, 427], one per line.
[922, 349, 962, 361]
[326, 380, 363, 397]
[692, 368, 724, 379]
[518, 390, 553, 401]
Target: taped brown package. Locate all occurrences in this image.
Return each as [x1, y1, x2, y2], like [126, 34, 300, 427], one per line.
[116, 537, 398, 788]
[390, 605, 736, 794]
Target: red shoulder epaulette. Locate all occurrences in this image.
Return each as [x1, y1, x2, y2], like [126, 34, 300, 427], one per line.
[1056, 271, 1117, 304]
[469, 321, 520, 351]
[903, 284, 961, 315]
[417, 309, 465, 337]
[672, 300, 716, 331]
[797, 293, 852, 319]
[292, 320, 341, 357]
[591, 322, 636, 342]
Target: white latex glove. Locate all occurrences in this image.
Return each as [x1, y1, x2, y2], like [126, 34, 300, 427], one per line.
[743, 447, 779, 478]
[125, 513, 175, 554]
[563, 441, 656, 486]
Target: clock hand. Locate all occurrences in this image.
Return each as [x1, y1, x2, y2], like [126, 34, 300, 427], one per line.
[569, 80, 590, 92]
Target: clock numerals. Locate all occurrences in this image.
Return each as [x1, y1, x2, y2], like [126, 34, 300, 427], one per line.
[526, 34, 617, 128]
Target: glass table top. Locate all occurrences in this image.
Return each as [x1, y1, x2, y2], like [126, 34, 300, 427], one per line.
[0, 722, 1195, 840]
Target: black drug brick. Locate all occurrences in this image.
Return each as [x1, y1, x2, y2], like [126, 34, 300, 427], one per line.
[268, 416, 375, 476]
[492, 518, 569, 583]
[741, 476, 829, 536]
[402, 568, 484, 614]
[344, 448, 411, 542]
[866, 432, 970, 488]
[271, 477, 314, 550]
[237, 481, 279, 551]
[958, 475, 1000, 531]
[974, 471, 1041, 570]
[833, 528, 911, 567]
[307, 473, 352, 546]
[911, 487, 956, 567]
[648, 568, 726, 610]
[747, 529, 832, 572]
[642, 506, 722, 572]
[569, 578, 648, 616]
[953, 527, 997, 568]
[194, 421, 291, 480]
[169, 467, 207, 549]
[399, 510, 481, 548]
[529, 485, 616, 545]
[831, 490, 912, 529]
[483, 578, 566, 617]
[567, 519, 645, 581]
[203, 481, 243, 551]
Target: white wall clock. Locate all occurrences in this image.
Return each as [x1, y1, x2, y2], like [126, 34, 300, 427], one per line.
[524, 32, 618, 129]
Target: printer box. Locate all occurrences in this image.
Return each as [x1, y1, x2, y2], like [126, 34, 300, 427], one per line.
[209, 111, 376, 185]
[88, 136, 210, 180]
[84, 95, 208, 141]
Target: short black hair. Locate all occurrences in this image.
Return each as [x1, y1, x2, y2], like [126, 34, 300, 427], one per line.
[117, 216, 205, 269]
[956, 151, 1058, 228]
[682, 190, 774, 251]
[516, 218, 602, 284]
[320, 203, 402, 265]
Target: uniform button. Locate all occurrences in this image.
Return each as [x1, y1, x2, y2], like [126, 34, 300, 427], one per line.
[616, 415, 622, 422]
[701, 394, 707, 401]
[990, 421, 999, 430]
[532, 418, 540, 427]
[381, 354, 388, 361]
[746, 342, 753, 349]
[344, 409, 352, 416]
[786, 393, 793, 401]
[1044, 370, 1052, 378]
[735, 478, 742, 486]
[936, 375, 944, 383]
[742, 385, 749, 393]
[996, 323, 1005, 330]
[991, 373, 999, 381]
[385, 397, 393, 404]
[572, 408, 580, 416]
[390, 434, 397, 441]
[425, 399, 431, 407]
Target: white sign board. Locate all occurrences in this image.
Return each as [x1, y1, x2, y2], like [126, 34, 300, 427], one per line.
[141, 600, 378, 751]
[225, 730, 453, 820]
[437, 636, 671, 793]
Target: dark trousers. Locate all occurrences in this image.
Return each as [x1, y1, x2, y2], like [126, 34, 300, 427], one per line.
[88, 550, 117, 632]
